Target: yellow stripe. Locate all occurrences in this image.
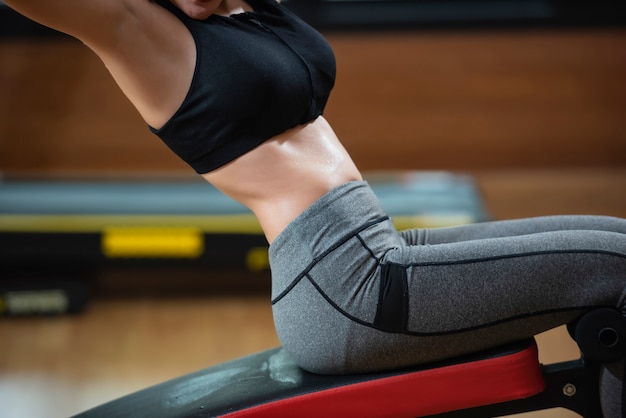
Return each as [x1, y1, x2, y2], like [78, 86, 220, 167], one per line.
[0, 214, 263, 234]
[392, 214, 475, 230]
[102, 227, 204, 258]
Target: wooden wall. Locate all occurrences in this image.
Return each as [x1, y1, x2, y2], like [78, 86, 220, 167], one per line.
[0, 28, 625, 175]
[329, 29, 626, 170]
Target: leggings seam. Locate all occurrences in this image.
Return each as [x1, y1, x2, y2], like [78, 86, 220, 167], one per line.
[304, 271, 610, 336]
[398, 249, 626, 268]
[356, 233, 381, 263]
[305, 273, 379, 329]
[271, 216, 389, 304]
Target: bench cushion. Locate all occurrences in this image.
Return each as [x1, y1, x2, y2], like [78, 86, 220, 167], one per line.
[75, 339, 544, 418]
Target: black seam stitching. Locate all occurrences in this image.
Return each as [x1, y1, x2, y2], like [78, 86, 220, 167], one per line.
[271, 216, 389, 305]
[305, 273, 378, 328]
[356, 233, 381, 263]
[396, 249, 626, 268]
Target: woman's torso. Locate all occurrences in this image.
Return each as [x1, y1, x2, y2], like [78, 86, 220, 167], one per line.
[94, 0, 362, 243]
[202, 116, 362, 243]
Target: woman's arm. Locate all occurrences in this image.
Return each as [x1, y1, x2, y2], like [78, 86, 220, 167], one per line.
[3, 0, 196, 129]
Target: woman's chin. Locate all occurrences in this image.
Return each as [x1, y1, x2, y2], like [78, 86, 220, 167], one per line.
[169, 0, 219, 20]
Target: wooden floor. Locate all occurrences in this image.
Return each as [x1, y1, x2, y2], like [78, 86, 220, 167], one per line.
[1, 167, 625, 418]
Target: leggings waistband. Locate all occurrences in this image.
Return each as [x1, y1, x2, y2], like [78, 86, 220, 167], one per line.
[269, 181, 390, 299]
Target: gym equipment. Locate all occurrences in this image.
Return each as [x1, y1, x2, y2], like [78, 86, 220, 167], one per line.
[0, 171, 488, 315]
[73, 307, 626, 417]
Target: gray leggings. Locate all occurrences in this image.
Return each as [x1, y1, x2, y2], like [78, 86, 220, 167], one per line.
[269, 181, 626, 414]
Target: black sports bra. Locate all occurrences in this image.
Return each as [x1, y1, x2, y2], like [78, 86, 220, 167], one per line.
[150, 0, 336, 174]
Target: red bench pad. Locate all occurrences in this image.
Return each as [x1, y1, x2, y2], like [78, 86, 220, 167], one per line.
[74, 340, 544, 418]
[224, 340, 544, 418]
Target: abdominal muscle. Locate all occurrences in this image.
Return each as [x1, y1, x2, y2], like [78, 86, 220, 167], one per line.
[201, 116, 363, 244]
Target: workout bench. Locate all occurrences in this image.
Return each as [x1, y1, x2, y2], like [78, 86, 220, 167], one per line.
[73, 307, 625, 417]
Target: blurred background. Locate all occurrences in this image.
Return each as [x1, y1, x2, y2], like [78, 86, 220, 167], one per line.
[1, 0, 625, 417]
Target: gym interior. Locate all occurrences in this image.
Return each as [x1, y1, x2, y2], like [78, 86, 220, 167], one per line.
[1, 1, 625, 416]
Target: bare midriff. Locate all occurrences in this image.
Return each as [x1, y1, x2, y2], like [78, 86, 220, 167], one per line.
[201, 116, 363, 244]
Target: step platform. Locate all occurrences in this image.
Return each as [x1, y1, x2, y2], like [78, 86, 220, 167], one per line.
[0, 171, 489, 269]
[73, 339, 544, 418]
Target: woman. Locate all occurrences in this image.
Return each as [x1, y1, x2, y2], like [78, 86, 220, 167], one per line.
[5, 0, 626, 415]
